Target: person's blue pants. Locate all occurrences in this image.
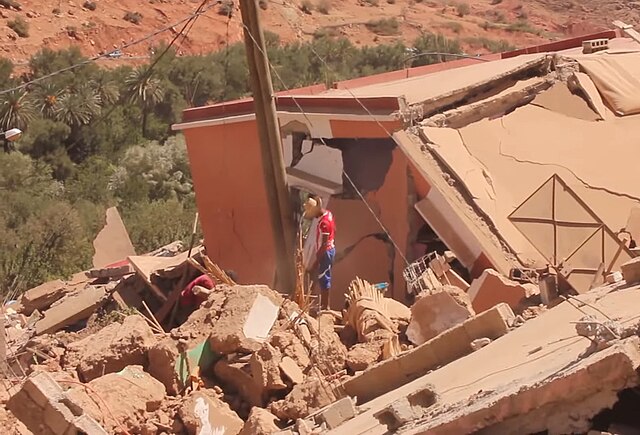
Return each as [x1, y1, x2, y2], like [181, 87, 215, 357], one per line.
[317, 247, 335, 291]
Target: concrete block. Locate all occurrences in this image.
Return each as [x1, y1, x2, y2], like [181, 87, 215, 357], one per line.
[35, 285, 106, 335]
[343, 304, 513, 404]
[375, 398, 415, 431]
[7, 389, 45, 431]
[463, 303, 514, 340]
[406, 286, 474, 345]
[582, 38, 609, 54]
[621, 257, 640, 284]
[317, 397, 357, 429]
[23, 372, 64, 408]
[468, 269, 530, 313]
[279, 356, 304, 385]
[430, 325, 472, 363]
[539, 273, 558, 305]
[606, 272, 623, 284]
[44, 399, 78, 435]
[68, 415, 108, 435]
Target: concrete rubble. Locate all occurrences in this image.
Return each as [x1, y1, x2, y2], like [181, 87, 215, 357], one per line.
[2, 237, 640, 435]
[6, 33, 640, 435]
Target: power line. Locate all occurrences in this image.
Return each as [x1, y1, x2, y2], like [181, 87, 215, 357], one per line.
[237, 19, 410, 266]
[0, 0, 217, 96]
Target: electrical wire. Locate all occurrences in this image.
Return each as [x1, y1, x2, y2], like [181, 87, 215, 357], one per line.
[0, 0, 217, 96]
[237, 18, 410, 266]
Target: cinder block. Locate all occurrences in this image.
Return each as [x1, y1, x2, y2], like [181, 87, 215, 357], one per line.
[317, 396, 357, 429]
[621, 257, 640, 285]
[375, 398, 415, 431]
[68, 415, 109, 435]
[23, 372, 64, 408]
[44, 400, 76, 435]
[463, 303, 513, 340]
[6, 389, 45, 431]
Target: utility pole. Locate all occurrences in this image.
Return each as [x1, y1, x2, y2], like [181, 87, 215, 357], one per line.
[239, 0, 297, 294]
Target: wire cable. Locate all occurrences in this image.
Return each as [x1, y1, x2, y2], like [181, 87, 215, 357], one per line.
[237, 19, 410, 266]
[0, 1, 217, 96]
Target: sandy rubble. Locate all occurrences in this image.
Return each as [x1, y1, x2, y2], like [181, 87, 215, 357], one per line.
[3, 249, 640, 434]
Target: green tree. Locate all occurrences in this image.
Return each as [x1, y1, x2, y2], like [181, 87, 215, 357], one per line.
[125, 67, 165, 138]
[0, 89, 36, 132]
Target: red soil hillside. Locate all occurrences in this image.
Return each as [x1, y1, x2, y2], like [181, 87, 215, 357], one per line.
[0, 0, 638, 66]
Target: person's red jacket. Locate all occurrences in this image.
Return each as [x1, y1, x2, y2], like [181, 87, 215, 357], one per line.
[180, 274, 215, 307]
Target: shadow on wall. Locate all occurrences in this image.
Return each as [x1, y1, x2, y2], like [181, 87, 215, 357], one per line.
[335, 232, 396, 287]
[331, 138, 396, 197]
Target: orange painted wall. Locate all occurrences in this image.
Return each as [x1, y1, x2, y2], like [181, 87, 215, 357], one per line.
[325, 147, 412, 307]
[182, 121, 275, 286]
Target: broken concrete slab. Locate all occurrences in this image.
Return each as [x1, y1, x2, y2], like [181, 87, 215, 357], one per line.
[270, 378, 337, 421]
[8, 372, 107, 435]
[179, 391, 244, 435]
[35, 285, 107, 335]
[243, 294, 281, 342]
[18, 279, 68, 316]
[374, 386, 438, 432]
[467, 269, 534, 313]
[331, 285, 640, 435]
[406, 286, 475, 346]
[316, 396, 358, 430]
[621, 256, 640, 285]
[405, 338, 640, 435]
[214, 359, 264, 407]
[209, 285, 283, 355]
[73, 365, 166, 432]
[280, 356, 304, 385]
[251, 343, 287, 392]
[346, 342, 381, 373]
[63, 315, 156, 382]
[240, 407, 281, 435]
[92, 207, 136, 269]
[343, 303, 515, 403]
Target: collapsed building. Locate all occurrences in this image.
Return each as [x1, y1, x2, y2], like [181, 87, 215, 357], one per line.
[3, 26, 640, 435]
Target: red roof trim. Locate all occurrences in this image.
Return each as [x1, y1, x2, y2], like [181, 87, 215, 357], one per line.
[180, 29, 622, 124]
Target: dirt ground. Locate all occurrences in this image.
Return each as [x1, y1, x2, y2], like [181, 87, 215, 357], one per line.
[1, 0, 638, 68]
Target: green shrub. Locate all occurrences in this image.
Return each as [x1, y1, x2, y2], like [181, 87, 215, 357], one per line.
[456, 2, 470, 17]
[123, 11, 142, 24]
[300, 0, 313, 14]
[443, 21, 462, 33]
[313, 27, 340, 39]
[8, 17, 29, 37]
[83, 1, 96, 11]
[365, 17, 399, 35]
[317, 0, 331, 14]
[506, 19, 539, 35]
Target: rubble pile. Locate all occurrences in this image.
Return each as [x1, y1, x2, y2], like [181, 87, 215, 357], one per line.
[1, 241, 640, 434]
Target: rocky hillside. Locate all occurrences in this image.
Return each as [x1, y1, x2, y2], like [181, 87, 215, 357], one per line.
[0, 0, 639, 66]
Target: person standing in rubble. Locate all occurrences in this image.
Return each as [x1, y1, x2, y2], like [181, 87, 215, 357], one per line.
[303, 195, 336, 312]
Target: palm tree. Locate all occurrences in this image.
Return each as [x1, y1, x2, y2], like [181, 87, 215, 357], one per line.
[90, 72, 120, 106]
[125, 67, 164, 138]
[0, 89, 36, 132]
[54, 85, 101, 126]
[32, 83, 66, 118]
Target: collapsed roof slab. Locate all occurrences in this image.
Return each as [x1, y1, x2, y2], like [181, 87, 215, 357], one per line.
[405, 337, 640, 435]
[330, 284, 640, 435]
[394, 130, 518, 276]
